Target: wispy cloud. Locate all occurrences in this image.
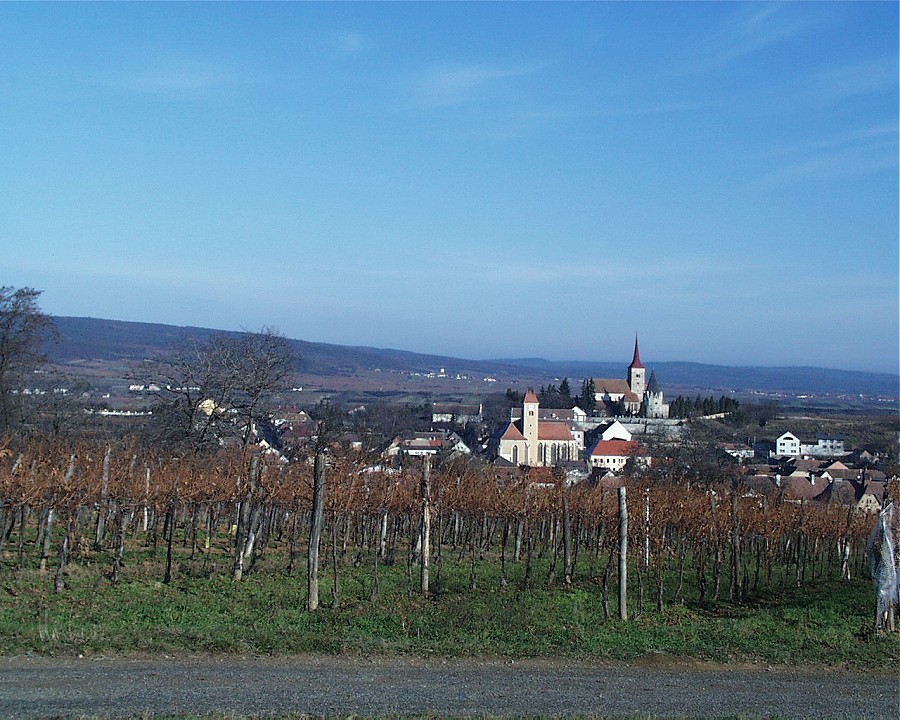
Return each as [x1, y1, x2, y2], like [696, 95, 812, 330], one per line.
[812, 56, 898, 104]
[338, 252, 727, 288]
[680, 4, 811, 75]
[414, 63, 538, 109]
[103, 53, 244, 99]
[332, 31, 367, 57]
[753, 123, 898, 190]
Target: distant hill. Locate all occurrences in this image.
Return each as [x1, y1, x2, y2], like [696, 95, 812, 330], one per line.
[45, 316, 530, 378]
[45, 317, 898, 399]
[496, 358, 898, 398]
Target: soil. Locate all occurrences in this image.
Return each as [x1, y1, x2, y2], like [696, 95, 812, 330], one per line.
[1, 653, 896, 718]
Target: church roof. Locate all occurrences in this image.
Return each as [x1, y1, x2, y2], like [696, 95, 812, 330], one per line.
[523, 388, 539, 404]
[647, 370, 660, 393]
[500, 422, 525, 441]
[538, 421, 575, 441]
[593, 378, 631, 395]
[629, 335, 644, 370]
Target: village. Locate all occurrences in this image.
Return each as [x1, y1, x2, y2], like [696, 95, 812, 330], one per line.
[262, 337, 896, 518]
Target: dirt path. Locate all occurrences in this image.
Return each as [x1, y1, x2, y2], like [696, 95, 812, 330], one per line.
[0, 654, 896, 719]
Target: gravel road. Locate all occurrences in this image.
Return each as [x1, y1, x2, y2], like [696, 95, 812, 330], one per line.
[0, 654, 896, 719]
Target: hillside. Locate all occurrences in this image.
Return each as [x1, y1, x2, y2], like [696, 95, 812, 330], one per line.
[498, 358, 899, 399]
[44, 316, 898, 401]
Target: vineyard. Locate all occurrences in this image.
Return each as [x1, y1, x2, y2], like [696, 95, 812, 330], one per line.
[1, 436, 891, 611]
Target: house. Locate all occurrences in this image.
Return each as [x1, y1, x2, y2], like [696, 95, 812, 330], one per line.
[717, 441, 755, 461]
[776, 432, 801, 457]
[384, 430, 471, 459]
[597, 420, 633, 442]
[773, 432, 851, 459]
[431, 403, 483, 425]
[856, 482, 885, 513]
[816, 434, 847, 454]
[495, 389, 580, 467]
[593, 336, 668, 417]
[586, 439, 651, 473]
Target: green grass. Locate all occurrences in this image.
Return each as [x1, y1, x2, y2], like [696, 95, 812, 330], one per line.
[1, 541, 896, 668]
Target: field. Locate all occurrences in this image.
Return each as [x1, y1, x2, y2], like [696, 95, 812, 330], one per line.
[1, 446, 898, 720]
[2, 550, 895, 669]
[0, 437, 897, 673]
[0, 442, 900, 669]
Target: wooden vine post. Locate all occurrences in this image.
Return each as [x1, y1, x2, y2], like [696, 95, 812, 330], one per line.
[619, 486, 628, 621]
[307, 446, 327, 612]
[420, 455, 431, 595]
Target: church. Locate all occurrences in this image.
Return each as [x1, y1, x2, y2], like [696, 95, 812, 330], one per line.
[495, 389, 581, 467]
[593, 336, 669, 418]
[494, 337, 669, 468]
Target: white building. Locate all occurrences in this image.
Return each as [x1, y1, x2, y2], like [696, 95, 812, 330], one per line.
[776, 432, 801, 457]
[586, 439, 651, 473]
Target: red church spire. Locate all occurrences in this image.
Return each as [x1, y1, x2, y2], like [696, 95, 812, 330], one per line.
[629, 334, 644, 370]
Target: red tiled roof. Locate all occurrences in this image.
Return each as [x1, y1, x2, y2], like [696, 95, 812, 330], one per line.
[593, 379, 631, 395]
[783, 476, 828, 501]
[524, 388, 539, 404]
[538, 421, 575, 441]
[500, 422, 525, 441]
[589, 439, 646, 457]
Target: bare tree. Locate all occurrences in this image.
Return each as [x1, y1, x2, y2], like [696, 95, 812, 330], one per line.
[145, 328, 294, 452]
[0, 286, 57, 433]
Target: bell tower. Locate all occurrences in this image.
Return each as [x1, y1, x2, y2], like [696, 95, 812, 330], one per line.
[523, 388, 540, 465]
[627, 334, 646, 398]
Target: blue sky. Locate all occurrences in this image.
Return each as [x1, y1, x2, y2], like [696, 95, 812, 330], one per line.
[2, 2, 897, 373]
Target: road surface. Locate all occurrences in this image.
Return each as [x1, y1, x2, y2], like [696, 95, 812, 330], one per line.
[1, 654, 896, 718]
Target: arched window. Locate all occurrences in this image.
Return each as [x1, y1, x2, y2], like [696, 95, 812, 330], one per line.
[512, 445, 518, 465]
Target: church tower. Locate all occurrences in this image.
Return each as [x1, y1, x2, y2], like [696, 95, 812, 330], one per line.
[522, 388, 540, 465]
[627, 335, 646, 398]
[644, 369, 669, 418]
